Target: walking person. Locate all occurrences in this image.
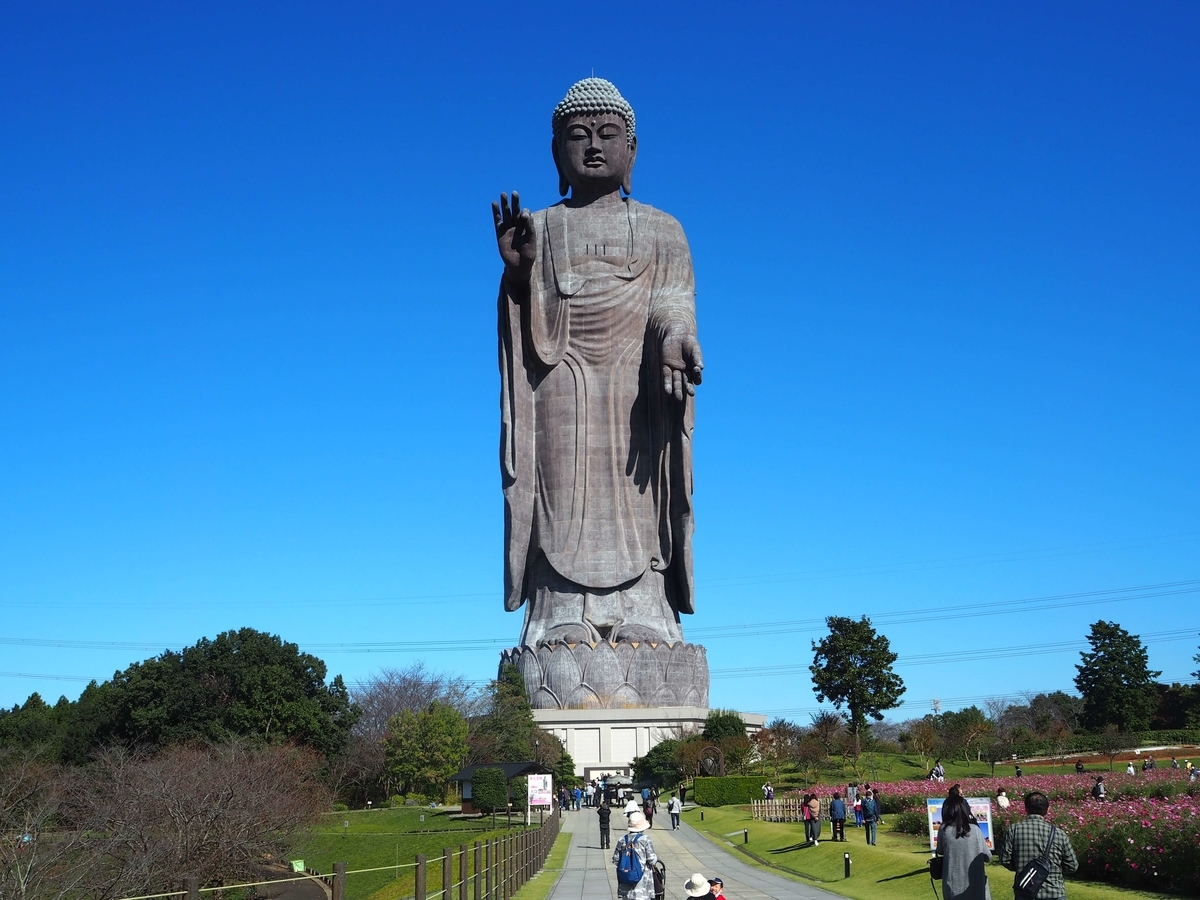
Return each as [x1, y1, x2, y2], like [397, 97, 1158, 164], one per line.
[667, 793, 682, 830]
[598, 801, 612, 849]
[829, 791, 846, 842]
[999, 791, 1078, 900]
[613, 812, 657, 900]
[935, 790, 991, 900]
[861, 790, 879, 845]
[807, 793, 822, 845]
[846, 782, 859, 827]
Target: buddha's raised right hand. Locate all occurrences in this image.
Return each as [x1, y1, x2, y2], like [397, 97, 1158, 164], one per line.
[492, 191, 536, 287]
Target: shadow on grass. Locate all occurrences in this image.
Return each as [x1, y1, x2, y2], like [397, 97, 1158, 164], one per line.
[767, 843, 812, 854]
[876, 868, 930, 883]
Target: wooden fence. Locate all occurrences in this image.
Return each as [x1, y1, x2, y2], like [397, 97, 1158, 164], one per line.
[751, 798, 810, 822]
[153, 812, 563, 900]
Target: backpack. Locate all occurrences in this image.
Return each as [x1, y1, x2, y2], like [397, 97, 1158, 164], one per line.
[616, 835, 644, 885]
[1091, 782, 1104, 800]
[1014, 826, 1057, 898]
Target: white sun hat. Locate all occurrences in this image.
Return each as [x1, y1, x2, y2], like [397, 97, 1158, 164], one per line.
[684, 874, 710, 897]
[627, 811, 650, 832]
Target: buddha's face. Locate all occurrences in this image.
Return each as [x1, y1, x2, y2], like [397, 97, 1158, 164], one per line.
[554, 113, 635, 196]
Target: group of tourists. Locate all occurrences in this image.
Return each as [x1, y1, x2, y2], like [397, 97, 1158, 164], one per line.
[610, 809, 727, 900]
[933, 783, 1078, 900]
[795, 784, 881, 846]
[597, 789, 684, 849]
[559, 779, 614, 811]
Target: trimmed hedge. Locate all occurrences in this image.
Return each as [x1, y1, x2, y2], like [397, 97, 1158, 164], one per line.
[692, 776, 763, 806]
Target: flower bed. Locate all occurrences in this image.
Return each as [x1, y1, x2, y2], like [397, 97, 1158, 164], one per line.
[995, 795, 1200, 895]
[859, 771, 1200, 895]
[871, 769, 1197, 814]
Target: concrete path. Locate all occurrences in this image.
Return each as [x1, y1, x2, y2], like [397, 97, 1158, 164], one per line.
[546, 810, 843, 900]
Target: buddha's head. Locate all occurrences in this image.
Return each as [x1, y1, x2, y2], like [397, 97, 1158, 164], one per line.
[551, 78, 638, 198]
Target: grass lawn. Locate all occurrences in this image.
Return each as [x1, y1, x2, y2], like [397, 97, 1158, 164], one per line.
[681, 805, 1178, 900]
[293, 808, 538, 900]
[761, 751, 1175, 791]
[509, 830, 572, 900]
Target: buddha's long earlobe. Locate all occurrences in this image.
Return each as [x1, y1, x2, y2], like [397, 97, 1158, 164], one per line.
[552, 137, 569, 197]
[622, 137, 638, 196]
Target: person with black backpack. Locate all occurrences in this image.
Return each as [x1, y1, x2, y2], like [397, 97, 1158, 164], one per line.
[999, 792, 1078, 899]
[613, 811, 658, 900]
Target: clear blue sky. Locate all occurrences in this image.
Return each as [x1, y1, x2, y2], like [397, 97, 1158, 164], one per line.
[2, 2, 1198, 722]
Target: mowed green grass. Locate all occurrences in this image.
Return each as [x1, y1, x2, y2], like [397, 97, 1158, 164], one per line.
[764, 752, 1106, 790]
[681, 805, 1177, 900]
[292, 808, 533, 900]
[758, 748, 1171, 792]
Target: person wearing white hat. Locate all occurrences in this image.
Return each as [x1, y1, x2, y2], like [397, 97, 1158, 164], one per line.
[683, 873, 715, 900]
[613, 812, 658, 900]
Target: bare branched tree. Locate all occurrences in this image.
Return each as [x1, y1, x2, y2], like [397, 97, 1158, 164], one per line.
[343, 663, 478, 804]
[67, 742, 329, 897]
[0, 748, 90, 900]
[808, 711, 844, 754]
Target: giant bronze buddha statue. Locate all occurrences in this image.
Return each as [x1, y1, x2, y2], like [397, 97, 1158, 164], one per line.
[493, 79, 707, 708]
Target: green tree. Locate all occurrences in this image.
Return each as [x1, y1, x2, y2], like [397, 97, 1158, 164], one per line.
[0, 693, 73, 758]
[940, 706, 993, 768]
[471, 766, 508, 815]
[702, 709, 746, 742]
[61, 628, 357, 763]
[810, 616, 906, 755]
[470, 664, 537, 763]
[383, 700, 469, 800]
[1074, 621, 1161, 732]
[632, 739, 682, 787]
[552, 750, 579, 789]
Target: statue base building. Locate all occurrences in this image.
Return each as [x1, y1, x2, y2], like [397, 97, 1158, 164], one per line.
[532, 705, 767, 779]
[502, 640, 709, 710]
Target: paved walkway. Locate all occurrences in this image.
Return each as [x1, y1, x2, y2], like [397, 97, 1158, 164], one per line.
[546, 810, 842, 900]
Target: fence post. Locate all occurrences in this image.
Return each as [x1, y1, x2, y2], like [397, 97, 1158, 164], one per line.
[485, 840, 492, 900]
[184, 877, 199, 900]
[460, 844, 469, 900]
[333, 862, 347, 900]
[416, 854, 428, 900]
[474, 842, 482, 900]
[443, 848, 453, 900]
[504, 834, 511, 900]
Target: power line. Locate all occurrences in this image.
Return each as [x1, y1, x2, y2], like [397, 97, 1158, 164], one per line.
[709, 628, 1200, 678]
[688, 579, 1200, 638]
[9, 533, 1199, 612]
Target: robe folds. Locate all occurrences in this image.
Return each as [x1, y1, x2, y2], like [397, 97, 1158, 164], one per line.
[499, 198, 697, 631]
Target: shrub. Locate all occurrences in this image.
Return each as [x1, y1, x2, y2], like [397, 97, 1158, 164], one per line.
[471, 767, 508, 813]
[331, 802, 349, 812]
[692, 776, 763, 806]
[890, 809, 927, 836]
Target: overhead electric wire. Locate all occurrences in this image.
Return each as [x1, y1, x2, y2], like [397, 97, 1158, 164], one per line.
[2, 579, 1197, 657]
[8, 532, 1199, 612]
[709, 627, 1200, 678]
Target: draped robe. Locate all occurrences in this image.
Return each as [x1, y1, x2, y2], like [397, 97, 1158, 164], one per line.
[499, 198, 697, 643]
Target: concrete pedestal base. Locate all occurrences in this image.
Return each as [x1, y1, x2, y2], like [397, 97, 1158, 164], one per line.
[533, 706, 766, 778]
